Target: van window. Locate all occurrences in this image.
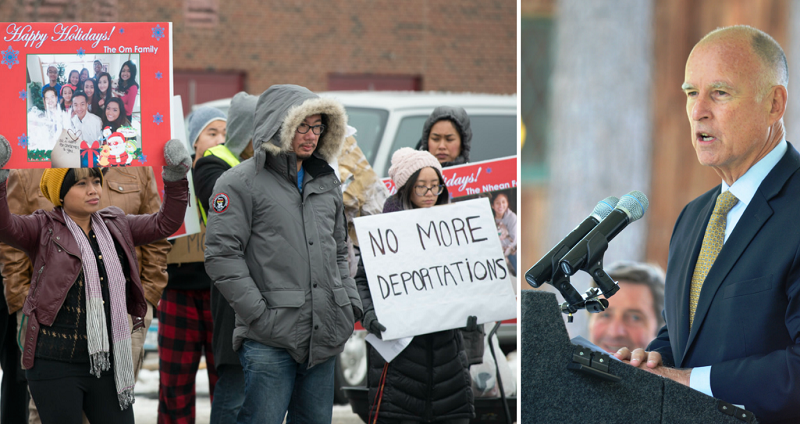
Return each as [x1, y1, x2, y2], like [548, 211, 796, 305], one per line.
[344, 107, 389, 163]
[385, 114, 517, 172]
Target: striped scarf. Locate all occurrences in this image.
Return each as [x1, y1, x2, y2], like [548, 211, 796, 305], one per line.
[62, 210, 135, 410]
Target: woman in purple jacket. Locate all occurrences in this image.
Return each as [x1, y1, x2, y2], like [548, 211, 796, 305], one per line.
[0, 136, 191, 424]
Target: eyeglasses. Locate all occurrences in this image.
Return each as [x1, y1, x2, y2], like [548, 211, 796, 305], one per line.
[296, 123, 326, 135]
[414, 184, 445, 197]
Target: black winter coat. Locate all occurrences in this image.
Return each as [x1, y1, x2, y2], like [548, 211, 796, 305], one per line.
[355, 256, 474, 423]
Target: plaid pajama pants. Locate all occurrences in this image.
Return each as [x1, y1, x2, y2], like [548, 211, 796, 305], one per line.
[158, 289, 219, 424]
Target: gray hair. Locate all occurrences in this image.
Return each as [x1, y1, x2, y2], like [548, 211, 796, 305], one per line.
[702, 25, 788, 97]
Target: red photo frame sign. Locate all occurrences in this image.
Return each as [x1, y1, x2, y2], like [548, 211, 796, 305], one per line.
[0, 22, 172, 169]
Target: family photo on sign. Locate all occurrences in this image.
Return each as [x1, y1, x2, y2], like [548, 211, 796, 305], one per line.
[25, 53, 142, 167]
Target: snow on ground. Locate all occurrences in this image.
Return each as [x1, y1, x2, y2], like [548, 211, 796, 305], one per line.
[132, 353, 362, 424]
[1, 351, 517, 423]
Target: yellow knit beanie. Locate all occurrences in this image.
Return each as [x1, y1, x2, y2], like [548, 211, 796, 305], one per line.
[40, 168, 70, 207]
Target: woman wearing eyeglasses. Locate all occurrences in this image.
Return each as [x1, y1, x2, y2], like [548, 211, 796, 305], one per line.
[355, 148, 474, 423]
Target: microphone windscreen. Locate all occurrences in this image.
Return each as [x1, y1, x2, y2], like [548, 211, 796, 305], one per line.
[617, 191, 649, 222]
[591, 196, 619, 221]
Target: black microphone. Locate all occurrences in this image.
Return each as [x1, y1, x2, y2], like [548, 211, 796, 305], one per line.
[559, 191, 649, 276]
[525, 196, 619, 288]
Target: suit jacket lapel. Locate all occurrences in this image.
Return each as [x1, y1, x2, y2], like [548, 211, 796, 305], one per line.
[675, 193, 715, 367]
[682, 192, 772, 364]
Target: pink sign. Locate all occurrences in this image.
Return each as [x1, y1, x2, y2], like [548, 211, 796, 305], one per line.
[382, 156, 517, 198]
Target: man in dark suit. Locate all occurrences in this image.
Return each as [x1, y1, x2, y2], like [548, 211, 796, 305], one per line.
[616, 25, 799, 423]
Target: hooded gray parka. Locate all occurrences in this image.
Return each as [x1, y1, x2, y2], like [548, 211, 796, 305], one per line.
[204, 85, 361, 367]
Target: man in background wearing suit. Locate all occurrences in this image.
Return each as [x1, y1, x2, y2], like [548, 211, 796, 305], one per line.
[616, 25, 800, 423]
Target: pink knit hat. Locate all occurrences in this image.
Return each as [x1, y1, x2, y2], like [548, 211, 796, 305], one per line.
[388, 147, 443, 189]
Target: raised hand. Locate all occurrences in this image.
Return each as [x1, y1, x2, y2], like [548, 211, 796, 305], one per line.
[162, 139, 191, 182]
[0, 135, 11, 182]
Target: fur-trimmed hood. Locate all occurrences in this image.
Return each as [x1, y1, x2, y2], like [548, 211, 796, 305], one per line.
[416, 106, 472, 167]
[253, 84, 347, 164]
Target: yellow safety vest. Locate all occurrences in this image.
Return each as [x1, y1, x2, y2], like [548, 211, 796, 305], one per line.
[199, 145, 241, 225]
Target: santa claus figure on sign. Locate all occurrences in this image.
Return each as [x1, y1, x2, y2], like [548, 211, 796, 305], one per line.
[106, 131, 133, 166]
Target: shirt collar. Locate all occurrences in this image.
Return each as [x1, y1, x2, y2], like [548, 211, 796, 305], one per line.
[722, 139, 787, 207]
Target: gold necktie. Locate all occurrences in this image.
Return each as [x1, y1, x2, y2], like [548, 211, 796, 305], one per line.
[689, 190, 738, 327]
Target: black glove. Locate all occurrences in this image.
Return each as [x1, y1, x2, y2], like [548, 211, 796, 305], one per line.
[162, 139, 191, 182]
[0, 135, 10, 182]
[465, 315, 478, 332]
[362, 310, 386, 339]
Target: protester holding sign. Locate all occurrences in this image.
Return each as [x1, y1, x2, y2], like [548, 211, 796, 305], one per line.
[356, 147, 475, 423]
[414, 106, 487, 366]
[0, 135, 190, 424]
[416, 106, 472, 167]
[0, 164, 170, 423]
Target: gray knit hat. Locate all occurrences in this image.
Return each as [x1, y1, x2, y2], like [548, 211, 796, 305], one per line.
[187, 106, 227, 152]
[225, 92, 258, 159]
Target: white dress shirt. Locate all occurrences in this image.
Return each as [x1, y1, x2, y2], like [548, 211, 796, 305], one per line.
[70, 112, 103, 143]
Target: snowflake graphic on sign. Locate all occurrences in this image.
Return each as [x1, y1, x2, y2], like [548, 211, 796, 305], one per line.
[486, 168, 492, 174]
[137, 153, 148, 164]
[76, 48, 86, 58]
[153, 113, 163, 125]
[151, 25, 165, 41]
[155, 71, 162, 80]
[17, 134, 27, 149]
[19, 90, 26, 100]
[119, 28, 125, 34]
[1, 46, 19, 70]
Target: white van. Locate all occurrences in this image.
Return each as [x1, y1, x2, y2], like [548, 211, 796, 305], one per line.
[195, 91, 517, 177]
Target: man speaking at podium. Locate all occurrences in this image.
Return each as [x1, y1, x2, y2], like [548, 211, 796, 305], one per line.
[615, 26, 800, 423]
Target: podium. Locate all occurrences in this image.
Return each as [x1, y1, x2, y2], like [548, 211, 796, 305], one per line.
[520, 291, 758, 423]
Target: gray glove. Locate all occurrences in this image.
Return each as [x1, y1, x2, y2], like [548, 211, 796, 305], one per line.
[162, 139, 191, 182]
[0, 135, 11, 182]
[362, 310, 386, 339]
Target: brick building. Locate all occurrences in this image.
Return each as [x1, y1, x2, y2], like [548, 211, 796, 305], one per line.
[5, 0, 516, 111]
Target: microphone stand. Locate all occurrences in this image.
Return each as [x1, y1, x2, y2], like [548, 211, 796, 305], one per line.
[548, 233, 619, 322]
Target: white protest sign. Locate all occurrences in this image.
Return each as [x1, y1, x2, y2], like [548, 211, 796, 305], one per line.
[354, 198, 517, 340]
[167, 95, 200, 239]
